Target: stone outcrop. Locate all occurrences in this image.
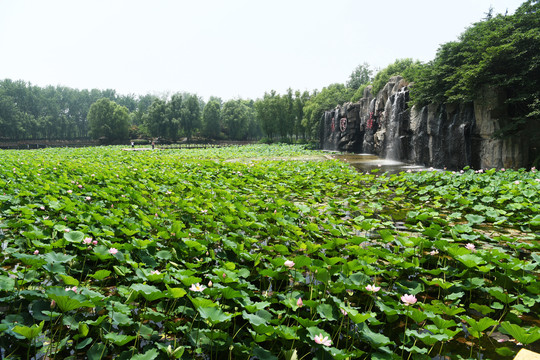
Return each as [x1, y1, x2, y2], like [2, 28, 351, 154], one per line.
[321, 76, 531, 169]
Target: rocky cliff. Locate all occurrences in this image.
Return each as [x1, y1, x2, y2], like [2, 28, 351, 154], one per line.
[321, 76, 531, 169]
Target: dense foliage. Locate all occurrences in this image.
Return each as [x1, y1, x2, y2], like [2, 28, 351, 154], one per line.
[369, 59, 423, 96]
[410, 0, 540, 140]
[87, 98, 130, 141]
[0, 79, 138, 141]
[254, 89, 309, 142]
[0, 145, 538, 359]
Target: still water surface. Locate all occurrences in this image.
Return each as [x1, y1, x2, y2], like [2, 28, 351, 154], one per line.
[328, 153, 430, 174]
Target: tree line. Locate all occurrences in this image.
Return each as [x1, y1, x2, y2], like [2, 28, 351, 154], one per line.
[1, 0, 537, 145]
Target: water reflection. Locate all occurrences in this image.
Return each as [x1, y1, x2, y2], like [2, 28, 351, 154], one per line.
[328, 153, 429, 174]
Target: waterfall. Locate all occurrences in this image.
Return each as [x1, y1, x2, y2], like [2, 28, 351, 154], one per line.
[320, 75, 528, 169]
[384, 89, 408, 160]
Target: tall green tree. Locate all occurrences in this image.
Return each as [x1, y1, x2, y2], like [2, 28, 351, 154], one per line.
[168, 94, 183, 141]
[144, 99, 168, 139]
[202, 99, 222, 139]
[222, 99, 250, 140]
[255, 93, 276, 141]
[347, 62, 373, 90]
[88, 98, 130, 141]
[181, 94, 201, 141]
[293, 90, 309, 140]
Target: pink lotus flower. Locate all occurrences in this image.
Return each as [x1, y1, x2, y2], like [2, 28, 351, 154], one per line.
[92, 240, 98, 245]
[314, 333, 332, 346]
[189, 283, 206, 292]
[340, 308, 348, 316]
[150, 270, 160, 275]
[366, 284, 381, 292]
[465, 243, 476, 251]
[284, 260, 295, 268]
[514, 180, 520, 185]
[67, 190, 72, 194]
[401, 294, 417, 306]
[108, 248, 118, 255]
[85, 196, 91, 201]
[296, 297, 303, 307]
[430, 249, 439, 256]
[33, 250, 39, 255]
[83, 237, 92, 245]
[65, 286, 77, 293]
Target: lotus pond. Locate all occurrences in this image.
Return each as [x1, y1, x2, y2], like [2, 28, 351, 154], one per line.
[0, 144, 539, 360]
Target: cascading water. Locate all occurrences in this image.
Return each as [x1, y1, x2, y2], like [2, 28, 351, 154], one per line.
[384, 88, 408, 160]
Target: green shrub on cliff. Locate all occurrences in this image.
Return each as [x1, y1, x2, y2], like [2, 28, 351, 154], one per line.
[370, 58, 424, 95]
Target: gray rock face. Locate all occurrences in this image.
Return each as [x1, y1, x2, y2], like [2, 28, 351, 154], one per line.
[321, 77, 530, 169]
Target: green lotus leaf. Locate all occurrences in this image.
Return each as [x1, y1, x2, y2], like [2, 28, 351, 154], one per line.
[276, 325, 299, 340]
[357, 322, 393, 348]
[252, 346, 278, 360]
[103, 332, 137, 346]
[131, 348, 159, 360]
[242, 310, 271, 326]
[12, 320, 44, 340]
[0, 275, 16, 292]
[487, 286, 517, 304]
[166, 286, 187, 299]
[88, 269, 111, 280]
[13, 253, 47, 267]
[456, 253, 486, 268]
[219, 287, 242, 299]
[316, 303, 338, 321]
[46, 287, 94, 312]
[64, 231, 84, 243]
[500, 321, 540, 345]
[156, 250, 172, 260]
[465, 214, 486, 225]
[190, 296, 217, 309]
[59, 274, 79, 286]
[530, 214, 540, 227]
[407, 307, 428, 323]
[469, 303, 495, 315]
[130, 283, 165, 301]
[198, 307, 232, 326]
[464, 316, 498, 338]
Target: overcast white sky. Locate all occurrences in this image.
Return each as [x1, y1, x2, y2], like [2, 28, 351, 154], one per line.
[0, 0, 526, 101]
